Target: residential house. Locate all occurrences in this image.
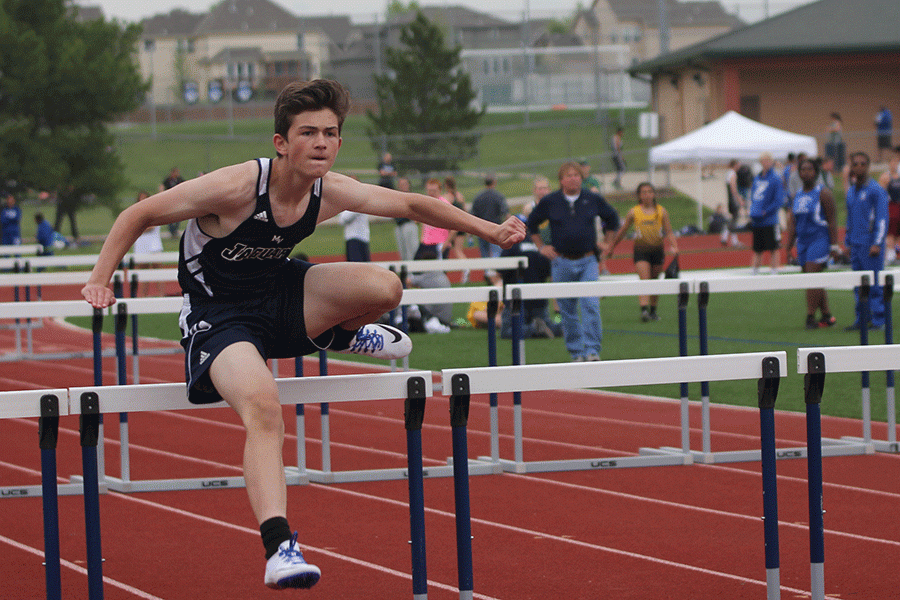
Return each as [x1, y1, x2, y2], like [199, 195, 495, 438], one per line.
[629, 0, 900, 153]
[573, 0, 741, 64]
[137, 0, 351, 106]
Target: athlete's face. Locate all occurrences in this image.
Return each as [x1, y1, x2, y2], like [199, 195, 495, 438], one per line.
[637, 184, 655, 205]
[798, 161, 817, 185]
[274, 108, 342, 178]
[850, 156, 870, 182]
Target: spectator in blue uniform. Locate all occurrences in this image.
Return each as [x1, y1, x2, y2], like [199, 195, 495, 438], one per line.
[1, 192, 22, 246]
[876, 106, 893, 163]
[749, 152, 786, 274]
[783, 159, 840, 329]
[844, 152, 889, 330]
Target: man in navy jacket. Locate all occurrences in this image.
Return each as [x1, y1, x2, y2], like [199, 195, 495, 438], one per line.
[527, 161, 619, 361]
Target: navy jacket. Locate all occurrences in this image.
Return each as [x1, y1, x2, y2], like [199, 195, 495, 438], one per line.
[527, 189, 620, 256]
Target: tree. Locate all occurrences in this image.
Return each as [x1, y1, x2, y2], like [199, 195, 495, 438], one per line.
[386, 0, 420, 18]
[0, 0, 147, 239]
[367, 11, 483, 175]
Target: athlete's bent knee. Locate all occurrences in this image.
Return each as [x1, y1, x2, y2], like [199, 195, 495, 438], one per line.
[243, 393, 285, 437]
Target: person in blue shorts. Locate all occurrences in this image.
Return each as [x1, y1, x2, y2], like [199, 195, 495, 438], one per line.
[82, 79, 525, 591]
[783, 158, 840, 329]
[844, 151, 889, 330]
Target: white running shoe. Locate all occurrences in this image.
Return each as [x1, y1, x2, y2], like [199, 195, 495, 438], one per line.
[264, 533, 321, 590]
[338, 323, 412, 360]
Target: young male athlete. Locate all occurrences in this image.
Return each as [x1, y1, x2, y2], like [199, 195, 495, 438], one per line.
[81, 79, 526, 590]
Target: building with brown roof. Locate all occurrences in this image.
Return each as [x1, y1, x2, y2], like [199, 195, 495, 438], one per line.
[629, 0, 900, 155]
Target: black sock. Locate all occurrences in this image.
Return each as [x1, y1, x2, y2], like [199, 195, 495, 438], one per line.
[649, 306, 657, 315]
[261, 516, 292, 560]
[312, 326, 358, 352]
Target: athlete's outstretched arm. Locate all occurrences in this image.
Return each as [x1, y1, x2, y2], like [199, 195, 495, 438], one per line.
[320, 172, 525, 249]
[82, 162, 258, 308]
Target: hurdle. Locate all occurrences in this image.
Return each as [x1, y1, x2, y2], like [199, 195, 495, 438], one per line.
[798, 344, 900, 454]
[66, 372, 431, 600]
[687, 270, 879, 463]
[500, 278, 692, 471]
[440, 353, 787, 600]
[307, 284, 514, 483]
[443, 350, 785, 473]
[796, 344, 900, 600]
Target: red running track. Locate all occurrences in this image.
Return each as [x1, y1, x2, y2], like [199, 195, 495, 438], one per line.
[2, 236, 899, 599]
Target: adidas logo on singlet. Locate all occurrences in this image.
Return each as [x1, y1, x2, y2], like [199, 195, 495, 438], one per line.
[253, 211, 269, 222]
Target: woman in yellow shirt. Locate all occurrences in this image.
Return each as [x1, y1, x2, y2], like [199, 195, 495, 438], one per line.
[606, 182, 678, 321]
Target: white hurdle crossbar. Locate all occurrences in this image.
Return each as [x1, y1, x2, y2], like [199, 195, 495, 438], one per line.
[799, 345, 899, 454]
[441, 351, 787, 473]
[63, 371, 433, 493]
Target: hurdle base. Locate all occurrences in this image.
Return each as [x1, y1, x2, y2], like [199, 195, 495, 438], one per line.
[0, 481, 94, 498]
[98, 468, 308, 493]
[496, 451, 691, 474]
[307, 459, 497, 484]
[655, 438, 873, 464]
[841, 436, 895, 454]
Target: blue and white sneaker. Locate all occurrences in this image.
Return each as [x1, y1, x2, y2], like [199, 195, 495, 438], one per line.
[338, 324, 412, 360]
[264, 533, 321, 590]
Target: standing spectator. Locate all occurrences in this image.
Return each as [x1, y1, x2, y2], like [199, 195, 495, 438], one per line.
[161, 166, 184, 238]
[724, 159, 747, 246]
[875, 106, 893, 163]
[825, 112, 845, 174]
[787, 152, 808, 198]
[878, 145, 900, 265]
[393, 176, 419, 261]
[578, 159, 601, 193]
[338, 210, 370, 262]
[132, 190, 165, 295]
[610, 126, 626, 189]
[526, 161, 620, 362]
[1, 192, 22, 245]
[817, 157, 836, 190]
[844, 152, 888, 330]
[783, 159, 840, 329]
[443, 176, 469, 265]
[416, 178, 453, 259]
[782, 153, 797, 188]
[749, 152, 786, 275]
[470, 174, 508, 259]
[377, 152, 396, 189]
[736, 161, 754, 206]
[605, 182, 678, 322]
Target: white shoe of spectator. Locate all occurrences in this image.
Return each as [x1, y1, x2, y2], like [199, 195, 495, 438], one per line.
[424, 316, 451, 334]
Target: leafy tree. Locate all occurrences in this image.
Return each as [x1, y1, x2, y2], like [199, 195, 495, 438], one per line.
[367, 11, 483, 175]
[386, 0, 420, 18]
[0, 0, 147, 238]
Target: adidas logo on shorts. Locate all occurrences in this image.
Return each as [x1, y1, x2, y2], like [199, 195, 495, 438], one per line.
[199, 351, 210, 364]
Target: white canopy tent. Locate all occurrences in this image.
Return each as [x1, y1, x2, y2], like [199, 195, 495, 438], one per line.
[648, 111, 818, 227]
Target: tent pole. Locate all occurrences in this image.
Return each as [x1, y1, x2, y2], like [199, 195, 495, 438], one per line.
[697, 160, 704, 230]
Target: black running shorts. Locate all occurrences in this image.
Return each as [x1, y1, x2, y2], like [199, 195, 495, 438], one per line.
[179, 259, 320, 404]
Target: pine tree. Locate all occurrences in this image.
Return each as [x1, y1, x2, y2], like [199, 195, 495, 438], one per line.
[367, 11, 483, 175]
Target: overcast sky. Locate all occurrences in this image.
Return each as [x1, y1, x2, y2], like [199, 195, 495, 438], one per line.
[79, 0, 817, 25]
